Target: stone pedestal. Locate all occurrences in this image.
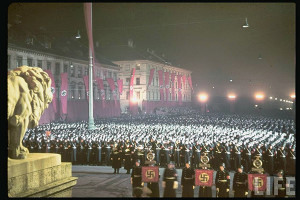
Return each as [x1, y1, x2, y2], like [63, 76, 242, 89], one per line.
[8, 153, 77, 197]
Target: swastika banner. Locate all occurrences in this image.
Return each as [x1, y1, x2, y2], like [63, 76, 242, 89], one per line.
[248, 174, 267, 191]
[142, 166, 159, 183]
[195, 169, 214, 186]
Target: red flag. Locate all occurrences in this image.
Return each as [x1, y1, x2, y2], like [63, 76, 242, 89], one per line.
[117, 79, 123, 95]
[248, 174, 267, 191]
[107, 78, 117, 105]
[182, 75, 186, 89]
[195, 169, 214, 186]
[60, 73, 68, 115]
[142, 166, 159, 183]
[148, 68, 155, 87]
[95, 77, 106, 108]
[164, 71, 170, 102]
[83, 3, 96, 80]
[129, 68, 136, 110]
[45, 70, 57, 113]
[83, 75, 89, 100]
[171, 73, 175, 101]
[177, 75, 182, 105]
[188, 76, 194, 92]
[158, 70, 164, 101]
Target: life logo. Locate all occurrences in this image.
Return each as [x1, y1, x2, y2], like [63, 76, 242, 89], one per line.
[146, 170, 156, 180]
[253, 177, 264, 188]
[199, 172, 209, 183]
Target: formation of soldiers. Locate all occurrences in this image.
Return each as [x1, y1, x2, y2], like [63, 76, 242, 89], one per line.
[23, 111, 295, 178]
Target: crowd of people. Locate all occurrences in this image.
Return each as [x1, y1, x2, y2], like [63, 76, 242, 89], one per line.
[23, 108, 295, 176]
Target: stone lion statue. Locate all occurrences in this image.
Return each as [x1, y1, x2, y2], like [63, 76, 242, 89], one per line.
[7, 66, 53, 159]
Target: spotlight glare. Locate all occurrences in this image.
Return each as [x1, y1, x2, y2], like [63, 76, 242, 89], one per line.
[255, 93, 265, 100]
[291, 94, 295, 99]
[228, 94, 236, 99]
[270, 96, 273, 99]
[198, 93, 208, 102]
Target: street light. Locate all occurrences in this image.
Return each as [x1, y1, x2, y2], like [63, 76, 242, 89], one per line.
[198, 93, 208, 102]
[228, 94, 236, 100]
[270, 96, 273, 100]
[255, 93, 265, 100]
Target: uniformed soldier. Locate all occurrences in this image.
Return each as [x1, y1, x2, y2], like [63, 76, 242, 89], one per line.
[223, 143, 231, 171]
[131, 159, 144, 197]
[286, 145, 295, 176]
[111, 143, 122, 174]
[155, 140, 161, 166]
[162, 161, 178, 197]
[265, 145, 274, 175]
[192, 142, 201, 168]
[232, 165, 248, 197]
[198, 166, 213, 197]
[123, 141, 132, 174]
[96, 140, 102, 166]
[275, 170, 286, 197]
[214, 143, 223, 170]
[160, 143, 166, 167]
[215, 163, 230, 197]
[233, 144, 242, 172]
[146, 160, 160, 197]
[174, 141, 181, 167]
[242, 144, 252, 173]
[181, 161, 195, 197]
[105, 142, 111, 166]
[276, 146, 287, 172]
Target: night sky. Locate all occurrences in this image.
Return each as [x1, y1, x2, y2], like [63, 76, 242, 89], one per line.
[8, 3, 295, 99]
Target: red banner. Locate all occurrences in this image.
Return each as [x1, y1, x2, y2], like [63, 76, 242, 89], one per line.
[142, 166, 159, 183]
[188, 76, 193, 92]
[95, 77, 105, 108]
[83, 75, 89, 100]
[182, 75, 186, 90]
[158, 70, 164, 101]
[60, 73, 68, 115]
[117, 79, 123, 95]
[107, 78, 117, 105]
[177, 75, 182, 105]
[130, 68, 136, 109]
[195, 169, 214, 186]
[148, 68, 155, 87]
[171, 73, 175, 101]
[248, 174, 267, 191]
[164, 71, 170, 102]
[45, 70, 57, 113]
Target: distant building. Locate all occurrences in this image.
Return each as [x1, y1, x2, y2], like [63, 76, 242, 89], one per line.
[98, 44, 193, 113]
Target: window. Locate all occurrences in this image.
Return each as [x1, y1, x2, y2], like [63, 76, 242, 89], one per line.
[78, 66, 82, 78]
[37, 60, 42, 68]
[126, 78, 130, 83]
[63, 64, 68, 73]
[47, 61, 51, 70]
[113, 72, 117, 81]
[84, 67, 88, 76]
[176, 82, 178, 88]
[108, 71, 112, 78]
[8, 55, 11, 69]
[55, 63, 60, 75]
[78, 85, 83, 99]
[136, 65, 140, 70]
[97, 69, 101, 77]
[70, 66, 75, 77]
[156, 78, 158, 86]
[27, 58, 33, 66]
[69, 82, 76, 99]
[136, 91, 140, 100]
[126, 91, 129, 100]
[136, 78, 140, 85]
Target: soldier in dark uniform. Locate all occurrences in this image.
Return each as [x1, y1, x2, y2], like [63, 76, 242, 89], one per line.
[243, 144, 252, 173]
[146, 158, 160, 197]
[131, 159, 143, 197]
[223, 143, 231, 171]
[136, 145, 145, 166]
[233, 165, 248, 197]
[160, 144, 166, 167]
[192, 142, 201, 168]
[164, 143, 171, 165]
[174, 141, 181, 167]
[275, 170, 286, 197]
[71, 139, 77, 164]
[62, 140, 69, 162]
[37, 139, 43, 153]
[286, 145, 295, 176]
[181, 162, 195, 197]
[111, 143, 122, 174]
[155, 140, 161, 166]
[184, 144, 192, 165]
[265, 145, 274, 175]
[50, 139, 56, 153]
[96, 140, 102, 166]
[233, 144, 242, 172]
[162, 161, 178, 197]
[215, 163, 230, 197]
[123, 141, 132, 174]
[214, 143, 223, 170]
[106, 142, 112, 166]
[180, 143, 186, 167]
[276, 146, 286, 173]
[86, 140, 93, 165]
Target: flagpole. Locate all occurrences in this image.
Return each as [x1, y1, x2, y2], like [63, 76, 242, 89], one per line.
[88, 3, 95, 130]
